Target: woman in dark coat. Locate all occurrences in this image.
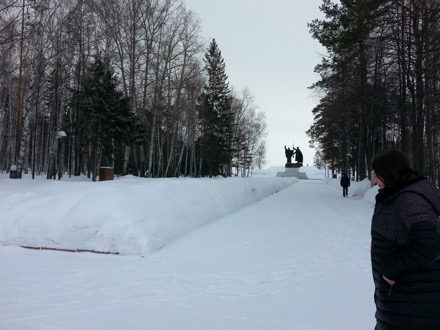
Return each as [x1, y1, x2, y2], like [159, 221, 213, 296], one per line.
[371, 150, 440, 330]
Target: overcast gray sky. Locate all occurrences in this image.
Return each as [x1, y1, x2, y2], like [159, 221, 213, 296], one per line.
[184, 0, 326, 167]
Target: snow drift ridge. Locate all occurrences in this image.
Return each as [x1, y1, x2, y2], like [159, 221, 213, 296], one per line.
[0, 175, 296, 256]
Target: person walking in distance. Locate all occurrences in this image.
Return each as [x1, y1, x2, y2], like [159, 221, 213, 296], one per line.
[340, 173, 350, 197]
[370, 150, 440, 330]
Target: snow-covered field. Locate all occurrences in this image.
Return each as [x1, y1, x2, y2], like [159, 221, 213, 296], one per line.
[0, 166, 378, 329]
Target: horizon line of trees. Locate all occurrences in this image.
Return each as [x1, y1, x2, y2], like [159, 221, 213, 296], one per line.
[0, 0, 267, 180]
[307, 0, 440, 185]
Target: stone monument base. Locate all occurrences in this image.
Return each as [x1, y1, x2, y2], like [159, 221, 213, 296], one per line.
[276, 164, 308, 179]
[284, 163, 303, 168]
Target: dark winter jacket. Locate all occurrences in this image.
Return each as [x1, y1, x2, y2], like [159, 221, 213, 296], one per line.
[340, 175, 350, 188]
[371, 177, 440, 330]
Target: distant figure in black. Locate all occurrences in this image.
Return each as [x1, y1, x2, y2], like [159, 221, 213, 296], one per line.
[294, 147, 303, 164]
[284, 146, 294, 163]
[340, 173, 350, 197]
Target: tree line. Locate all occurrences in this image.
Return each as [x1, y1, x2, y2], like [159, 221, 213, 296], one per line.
[307, 0, 440, 184]
[0, 0, 267, 180]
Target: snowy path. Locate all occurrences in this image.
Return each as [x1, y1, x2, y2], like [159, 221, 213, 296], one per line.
[0, 180, 376, 330]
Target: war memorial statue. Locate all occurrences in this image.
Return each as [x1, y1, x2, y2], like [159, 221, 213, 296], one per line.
[278, 144, 307, 179]
[284, 146, 294, 164]
[284, 145, 303, 167]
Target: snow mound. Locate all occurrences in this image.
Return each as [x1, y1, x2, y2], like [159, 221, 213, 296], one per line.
[0, 175, 296, 256]
[253, 165, 325, 179]
[324, 177, 378, 202]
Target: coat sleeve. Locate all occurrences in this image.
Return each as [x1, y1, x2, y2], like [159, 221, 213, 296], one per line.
[381, 193, 440, 280]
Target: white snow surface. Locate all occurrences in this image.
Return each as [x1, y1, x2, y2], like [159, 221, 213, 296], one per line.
[0, 166, 378, 329]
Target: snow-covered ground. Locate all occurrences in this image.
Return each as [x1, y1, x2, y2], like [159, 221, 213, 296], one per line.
[0, 166, 378, 329]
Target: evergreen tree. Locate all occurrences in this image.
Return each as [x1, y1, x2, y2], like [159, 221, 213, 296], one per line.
[197, 39, 235, 177]
[70, 57, 141, 180]
[308, 0, 387, 179]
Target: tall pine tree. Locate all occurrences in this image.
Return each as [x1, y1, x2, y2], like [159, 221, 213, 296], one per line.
[197, 39, 235, 177]
[70, 57, 141, 180]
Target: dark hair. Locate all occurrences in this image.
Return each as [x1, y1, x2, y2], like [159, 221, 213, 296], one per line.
[371, 150, 412, 189]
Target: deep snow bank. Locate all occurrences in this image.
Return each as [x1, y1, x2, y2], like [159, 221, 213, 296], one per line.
[324, 177, 378, 204]
[0, 175, 296, 256]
